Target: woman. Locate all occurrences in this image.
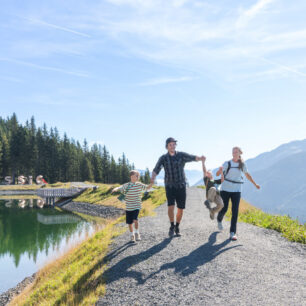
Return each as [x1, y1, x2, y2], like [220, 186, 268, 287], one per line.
[216, 147, 260, 241]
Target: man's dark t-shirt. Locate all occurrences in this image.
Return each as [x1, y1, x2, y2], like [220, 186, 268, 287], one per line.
[204, 176, 222, 196]
[153, 151, 196, 188]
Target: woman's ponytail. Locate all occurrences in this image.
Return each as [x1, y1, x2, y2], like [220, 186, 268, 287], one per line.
[233, 146, 244, 170]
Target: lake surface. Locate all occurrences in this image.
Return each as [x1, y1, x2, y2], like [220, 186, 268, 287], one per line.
[0, 198, 99, 294]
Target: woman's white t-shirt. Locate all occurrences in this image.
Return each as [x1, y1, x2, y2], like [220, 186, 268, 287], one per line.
[221, 160, 248, 193]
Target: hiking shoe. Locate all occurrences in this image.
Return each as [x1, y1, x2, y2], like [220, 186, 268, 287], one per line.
[175, 226, 182, 237]
[169, 226, 175, 237]
[217, 221, 224, 231]
[230, 232, 237, 241]
[204, 200, 211, 210]
[135, 232, 141, 241]
[130, 234, 136, 243]
[209, 209, 215, 220]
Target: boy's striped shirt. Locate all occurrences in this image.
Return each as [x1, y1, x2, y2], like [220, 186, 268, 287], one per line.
[120, 182, 147, 211]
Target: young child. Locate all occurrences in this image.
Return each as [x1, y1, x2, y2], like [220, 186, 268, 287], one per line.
[202, 158, 224, 220]
[112, 170, 153, 243]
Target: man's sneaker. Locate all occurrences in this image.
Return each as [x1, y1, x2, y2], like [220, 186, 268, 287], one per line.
[204, 200, 211, 210]
[175, 225, 182, 237]
[217, 221, 224, 231]
[135, 232, 141, 241]
[209, 209, 215, 220]
[169, 226, 175, 237]
[130, 234, 136, 243]
[230, 232, 237, 241]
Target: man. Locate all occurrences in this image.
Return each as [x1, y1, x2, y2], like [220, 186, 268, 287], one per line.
[151, 137, 204, 237]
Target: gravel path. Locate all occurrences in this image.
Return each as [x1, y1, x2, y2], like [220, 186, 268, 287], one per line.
[98, 187, 306, 306]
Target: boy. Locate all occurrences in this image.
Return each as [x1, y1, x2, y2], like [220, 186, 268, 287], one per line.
[112, 170, 153, 243]
[202, 157, 224, 220]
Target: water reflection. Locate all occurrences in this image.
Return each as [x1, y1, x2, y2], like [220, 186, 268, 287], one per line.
[0, 199, 91, 266]
[0, 198, 99, 293]
[37, 212, 81, 224]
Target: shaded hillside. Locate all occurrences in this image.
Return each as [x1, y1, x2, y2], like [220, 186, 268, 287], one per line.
[243, 151, 306, 223]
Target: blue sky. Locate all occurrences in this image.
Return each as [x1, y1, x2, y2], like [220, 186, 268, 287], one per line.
[1, 0, 306, 171]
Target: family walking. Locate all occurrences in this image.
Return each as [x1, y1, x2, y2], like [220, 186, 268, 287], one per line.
[113, 137, 260, 243]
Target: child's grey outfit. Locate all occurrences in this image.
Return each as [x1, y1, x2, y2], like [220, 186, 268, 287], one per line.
[204, 176, 224, 214]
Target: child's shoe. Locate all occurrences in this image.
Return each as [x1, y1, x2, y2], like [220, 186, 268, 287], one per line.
[135, 232, 141, 241]
[217, 221, 224, 231]
[130, 234, 136, 243]
[209, 209, 215, 220]
[204, 200, 211, 210]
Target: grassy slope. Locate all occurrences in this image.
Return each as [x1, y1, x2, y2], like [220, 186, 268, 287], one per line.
[226, 199, 306, 244]
[11, 185, 166, 306]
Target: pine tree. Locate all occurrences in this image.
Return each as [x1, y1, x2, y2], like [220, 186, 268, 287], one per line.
[80, 156, 94, 182]
[0, 114, 135, 184]
[0, 140, 3, 178]
[144, 168, 151, 184]
[101, 146, 110, 183]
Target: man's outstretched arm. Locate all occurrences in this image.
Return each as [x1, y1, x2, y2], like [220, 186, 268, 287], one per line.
[182, 152, 205, 163]
[150, 171, 158, 184]
[151, 156, 164, 184]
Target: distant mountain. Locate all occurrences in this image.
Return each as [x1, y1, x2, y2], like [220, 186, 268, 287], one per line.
[243, 150, 306, 223]
[194, 139, 306, 224]
[245, 139, 306, 172]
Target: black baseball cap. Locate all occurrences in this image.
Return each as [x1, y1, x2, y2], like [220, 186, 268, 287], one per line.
[165, 137, 177, 148]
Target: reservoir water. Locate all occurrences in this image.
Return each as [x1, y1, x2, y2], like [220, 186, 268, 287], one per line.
[0, 198, 98, 294]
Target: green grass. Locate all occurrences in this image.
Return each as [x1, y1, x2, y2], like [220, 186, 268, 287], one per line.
[0, 184, 41, 190]
[11, 185, 166, 305]
[226, 199, 306, 244]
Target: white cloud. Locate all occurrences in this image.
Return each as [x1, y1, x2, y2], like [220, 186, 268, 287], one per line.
[0, 75, 23, 83]
[0, 58, 89, 78]
[256, 57, 306, 78]
[236, 0, 275, 29]
[138, 76, 194, 86]
[23, 17, 91, 38]
[3, 0, 306, 84]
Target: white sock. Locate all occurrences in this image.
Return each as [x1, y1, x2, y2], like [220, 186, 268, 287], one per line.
[135, 229, 139, 234]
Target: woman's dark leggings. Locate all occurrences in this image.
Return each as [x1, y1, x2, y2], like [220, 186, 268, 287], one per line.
[217, 191, 241, 234]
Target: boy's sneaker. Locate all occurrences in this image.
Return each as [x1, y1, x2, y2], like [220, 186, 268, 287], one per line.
[204, 200, 211, 210]
[230, 232, 237, 241]
[217, 221, 224, 231]
[135, 232, 141, 241]
[209, 209, 215, 220]
[175, 225, 182, 237]
[130, 234, 136, 243]
[169, 225, 175, 237]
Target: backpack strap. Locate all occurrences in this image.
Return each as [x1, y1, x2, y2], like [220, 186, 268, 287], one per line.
[223, 160, 244, 184]
[224, 161, 231, 178]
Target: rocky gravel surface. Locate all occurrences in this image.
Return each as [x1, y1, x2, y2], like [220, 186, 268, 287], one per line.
[98, 187, 306, 306]
[0, 274, 36, 306]
[60, 201, 124, 219]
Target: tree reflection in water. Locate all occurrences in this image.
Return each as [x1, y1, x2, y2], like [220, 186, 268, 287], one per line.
[0, 199, 91, 267]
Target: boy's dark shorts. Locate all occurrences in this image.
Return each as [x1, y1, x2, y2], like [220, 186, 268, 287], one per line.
[166, 186, 186, 209]
[126, 209, 140, 224]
